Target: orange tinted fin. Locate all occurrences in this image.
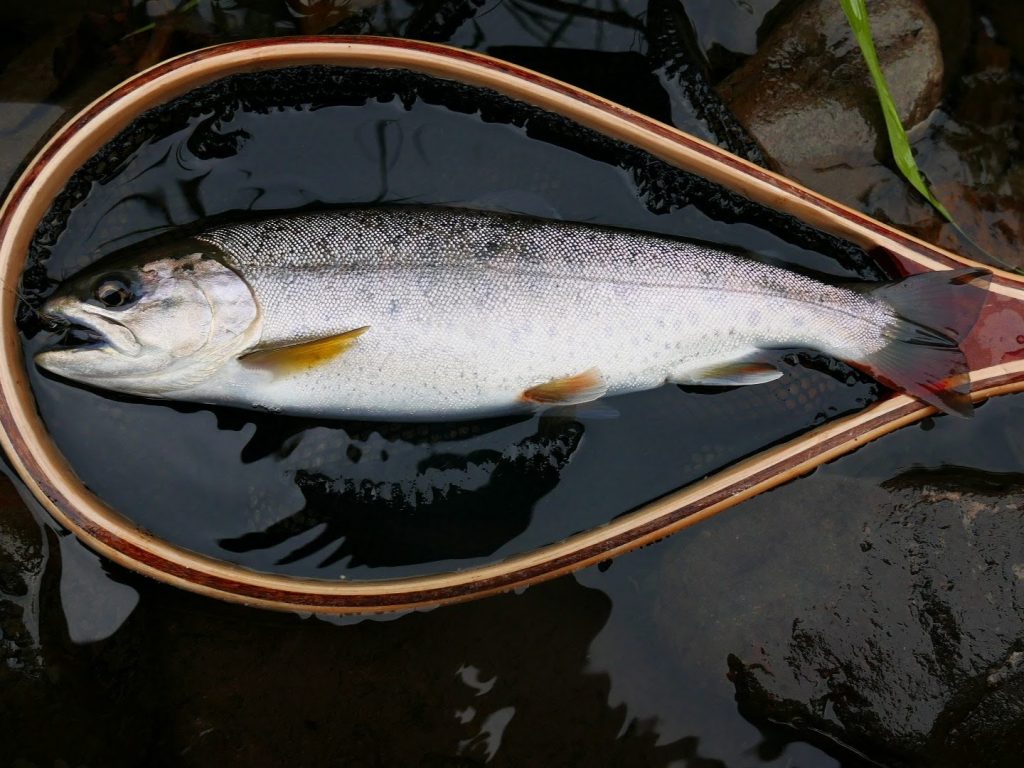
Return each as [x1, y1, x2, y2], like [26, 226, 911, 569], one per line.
[521, 369, 607, 405]
[854, 268, 991, 417]
[673, 361, 783, 387]
[239, 326, 369, 376]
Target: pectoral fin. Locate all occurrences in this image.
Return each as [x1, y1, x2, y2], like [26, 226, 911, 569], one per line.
[521, 369, 607, 405]
[239, 326, 369, 376]
[672, 361, 783, 387]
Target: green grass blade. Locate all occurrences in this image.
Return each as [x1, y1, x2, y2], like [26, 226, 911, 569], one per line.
[839, 0, 1019, 270]
[122, 21, 155, 39]
[838, 0, 954, 221]
[123, 0, 202, 40]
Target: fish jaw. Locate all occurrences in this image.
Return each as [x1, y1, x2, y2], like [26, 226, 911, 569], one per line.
[35, 297, 144, 382]
[44, 296, 142, 355]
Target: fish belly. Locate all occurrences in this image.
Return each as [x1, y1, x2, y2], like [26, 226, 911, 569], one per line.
[210, 273, 851, 419]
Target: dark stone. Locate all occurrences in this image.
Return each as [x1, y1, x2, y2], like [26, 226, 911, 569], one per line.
[657, 466, 1024, 766]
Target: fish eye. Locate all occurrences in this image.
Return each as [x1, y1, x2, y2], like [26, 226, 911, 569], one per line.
[93, 277, 135, 309]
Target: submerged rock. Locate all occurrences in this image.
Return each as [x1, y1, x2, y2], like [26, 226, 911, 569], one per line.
[717, 0, 943, 170]
[916, 22, 1024, 268]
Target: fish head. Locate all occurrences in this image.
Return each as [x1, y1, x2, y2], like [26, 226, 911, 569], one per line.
[35, 244, 259, 396]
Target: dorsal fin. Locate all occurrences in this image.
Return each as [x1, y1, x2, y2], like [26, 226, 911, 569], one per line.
[239, 326, 369, 376]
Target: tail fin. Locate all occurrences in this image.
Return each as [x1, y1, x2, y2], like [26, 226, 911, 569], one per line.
[852, 268, 991, 417]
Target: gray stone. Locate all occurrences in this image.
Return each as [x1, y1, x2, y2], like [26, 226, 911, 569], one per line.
[717, 0, 944, 170]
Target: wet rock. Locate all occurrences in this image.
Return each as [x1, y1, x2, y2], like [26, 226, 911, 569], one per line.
[979, 0, 1024, 67]
[1, 477, 153, 767]
[0, 475, 46, 678]
[922, 0, 972, 84]
[717, 0, 943, 170]
[657, 465, 1024, 766]
[911, 24, 1024, 269]
[714, 0, 1024, 272]
[7, 573, 716, 766]
[0, 6, 139, 193]
[0, 17, 73, 191]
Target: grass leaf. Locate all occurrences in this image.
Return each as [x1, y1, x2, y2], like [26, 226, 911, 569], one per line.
[839, 0, 1018, 270]
[123, 0, 203, 40]
[838, 0, 954, 221]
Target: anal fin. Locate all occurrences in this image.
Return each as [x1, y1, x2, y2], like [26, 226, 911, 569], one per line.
[672, 361, 783, 387]
[521, 368, 607, 405]
[240, 326, 369, 376]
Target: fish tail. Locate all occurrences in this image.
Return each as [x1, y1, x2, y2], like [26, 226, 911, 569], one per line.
[853, 268, 991, 417]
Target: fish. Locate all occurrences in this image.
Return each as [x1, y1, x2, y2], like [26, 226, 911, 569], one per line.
[34, 206, 990, 420]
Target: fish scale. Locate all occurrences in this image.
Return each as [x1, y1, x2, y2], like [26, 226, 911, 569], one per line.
[36, 206, 988, 419]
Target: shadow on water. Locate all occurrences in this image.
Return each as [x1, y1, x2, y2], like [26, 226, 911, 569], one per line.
[218, 414, 585, 568]
[10, 398, 1024, 767]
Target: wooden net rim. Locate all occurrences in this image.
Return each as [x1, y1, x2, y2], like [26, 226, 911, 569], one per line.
[1, 37, 1022, 613]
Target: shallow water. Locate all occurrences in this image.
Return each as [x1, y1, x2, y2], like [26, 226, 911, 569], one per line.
[2, 1, 1023, 766]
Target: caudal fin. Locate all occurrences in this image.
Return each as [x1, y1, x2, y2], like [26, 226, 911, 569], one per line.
[853, 268, 991, 417]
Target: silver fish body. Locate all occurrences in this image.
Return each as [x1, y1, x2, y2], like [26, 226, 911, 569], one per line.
[35, 207, 985, 418]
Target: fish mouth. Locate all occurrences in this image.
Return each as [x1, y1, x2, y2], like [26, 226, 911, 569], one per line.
[39, 301, 141, 357]
[49, 322, 109, 351]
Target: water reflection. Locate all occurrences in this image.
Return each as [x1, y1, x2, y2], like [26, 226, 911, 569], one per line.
[219, 415, 585, 568]
[0, 2, 1018, 767]
[3, 559, 724, 766]
[646, 0, 771, 165]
